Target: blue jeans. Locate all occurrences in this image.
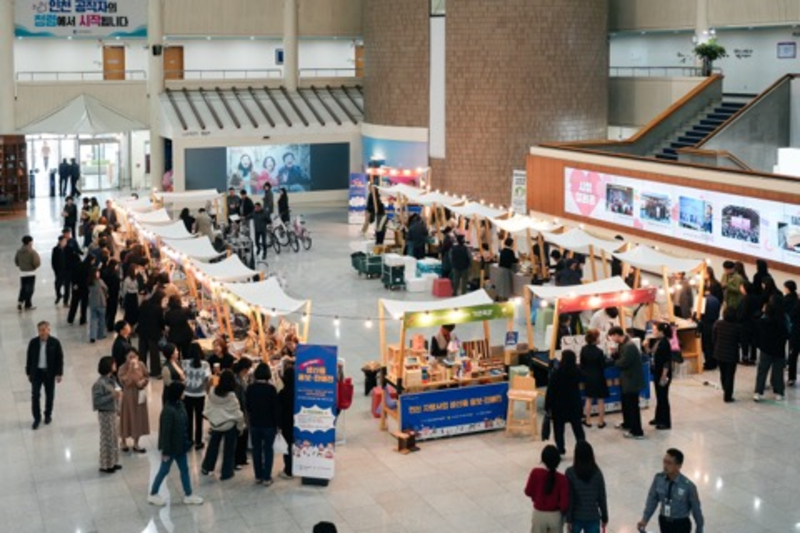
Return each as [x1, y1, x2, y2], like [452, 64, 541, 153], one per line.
[202, 427, 238, 479]
[251, 426, 276, 481]
[150, 453, 192, 497]
[89, 306, 106, 341]
[571, 519, 601, 533]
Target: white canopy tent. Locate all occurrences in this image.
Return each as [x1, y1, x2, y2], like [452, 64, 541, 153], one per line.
[542, 228, 626, 280]
[449, 202, 507, 220]
[140, 221, 195, 241]
[414, 191, 466, 208]
[155, 189, 221, 204]
[380, 289, 494, 320]
[488, 215, 560, 270]
[191, 255, 259, 283]
[527, 277, 632, 301]
[376, 183, 427, 201]
[131, 208, 172, 225]
[19, 95, 146, 135]
[118, 197, 155, 213]
[161, 237, 224, 262]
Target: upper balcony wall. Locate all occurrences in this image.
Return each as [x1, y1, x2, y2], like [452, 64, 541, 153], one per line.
[708, 0, 800, 28]
[609, 0, 695, 32]
[609, 76, 705, 128]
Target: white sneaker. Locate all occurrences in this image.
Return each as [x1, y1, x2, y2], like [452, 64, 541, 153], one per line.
[183, 495, 204, 505]
[775, 394, 785, 401]
[147, 494, 166, 506]
[753, 393, 763, 402]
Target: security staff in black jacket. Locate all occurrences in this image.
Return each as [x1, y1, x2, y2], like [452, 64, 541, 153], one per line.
[25, 321, 65, 430]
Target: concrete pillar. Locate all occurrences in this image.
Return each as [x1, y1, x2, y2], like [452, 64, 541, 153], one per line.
[0, 0, 16, 134]
[695, 0, 710, 42]
[283, 0, 298, 91]
[147, 0, 165, 190]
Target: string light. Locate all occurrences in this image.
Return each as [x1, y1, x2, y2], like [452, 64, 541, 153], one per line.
[365, 319, 373, 329]
[334, 316, 340, 327]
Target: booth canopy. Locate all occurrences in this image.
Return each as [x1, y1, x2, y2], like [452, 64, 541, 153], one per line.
[155, 189, 221, 205]
[527, 276, 632, 300]
[221, 277, 308, 316]
[414, 191, 466, 208]
[381, 289, 494, 320]
[118, 197, 155, 212]
[542, 228, 625, 255]
[376, 183, 426, 201]
[490, 214, 559, 234]
[131, 208, 172, 224]
[141, 221, 195, 240]
[162, 237, 223, 261]
[191, 255, 259, 282]
[613, 245, 704, 274]
[449, 202, 507, 220]
[19, 94, 146, 135]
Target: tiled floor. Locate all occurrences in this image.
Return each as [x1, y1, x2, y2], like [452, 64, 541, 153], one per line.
[2, 195, 799, 532]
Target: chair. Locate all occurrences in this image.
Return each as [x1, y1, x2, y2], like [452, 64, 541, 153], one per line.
[505, 374, 538, 438]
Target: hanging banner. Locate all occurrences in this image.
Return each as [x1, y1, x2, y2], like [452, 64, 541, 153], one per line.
[400, 382, 509, 440]
[403, 302, 515, 329]
[293, 344, 338, 481]
[348, 173, 368, 225]
[511, 170, 527, 214]
[15, 0, 147, 38]
[555, 287, 658, 314]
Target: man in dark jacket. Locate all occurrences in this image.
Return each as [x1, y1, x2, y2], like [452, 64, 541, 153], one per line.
[226, 188, 241, 220]
[713, 307, 741, 402]
[58, 159, 70, 197]
[51, 236, 70, 305]
[138, 291, 166, 377]
[62, 196, 78, 236]
[608, 326, 644, 439]
[449, 234, 472, 296]
[240, 190, 255, 220]
[699, 288, 721, 371]
[101, 199, 118, 227]
[69, 158, 81, 197]
[25, 321, 64, 429]
[252, 202, 270, 260]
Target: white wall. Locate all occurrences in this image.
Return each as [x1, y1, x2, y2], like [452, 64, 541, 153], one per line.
[611, 26, 800, 94]
[130, 130, 150, 189]
[14, 38, 354, 78]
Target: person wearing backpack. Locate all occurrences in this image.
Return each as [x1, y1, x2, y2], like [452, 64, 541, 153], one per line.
[649, 323, 673, 430]
[566, 441, 609, 533]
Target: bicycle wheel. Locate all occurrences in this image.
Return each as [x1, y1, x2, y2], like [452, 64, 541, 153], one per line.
[275, 225, 290, 246]
[268, 231, 281, 254]
[302, 233, 312, 250]
[288, 231, 300, 252]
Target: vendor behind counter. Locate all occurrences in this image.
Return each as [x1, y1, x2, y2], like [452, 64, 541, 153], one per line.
[430, 324, 456, 358]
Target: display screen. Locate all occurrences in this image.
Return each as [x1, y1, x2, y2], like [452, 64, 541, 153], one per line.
[564, 167, 800, 267]
[228, 144, 312, 194]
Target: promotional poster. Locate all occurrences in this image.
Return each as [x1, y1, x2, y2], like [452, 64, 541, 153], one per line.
[15, 0, 147, 38]
[511, 170, 527, 214]
[228, 145, 312, 194]
[293, 344, 338, 481]
[348, 173, 368, 225]
[564, 167, 800, 267]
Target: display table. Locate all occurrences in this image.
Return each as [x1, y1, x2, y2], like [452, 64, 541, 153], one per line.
[582, 359, 652, 413]
[675, 321, 703, 373]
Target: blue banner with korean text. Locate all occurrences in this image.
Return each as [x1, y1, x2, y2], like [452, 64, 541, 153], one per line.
[400, 382, 509, 441]
[293, 344, 337, 480]
[15, 0, 147, 38]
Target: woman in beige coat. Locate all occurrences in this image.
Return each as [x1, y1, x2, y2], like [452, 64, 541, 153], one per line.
[118, 349, 150, 452]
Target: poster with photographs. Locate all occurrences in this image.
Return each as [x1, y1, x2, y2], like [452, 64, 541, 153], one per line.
[227, 144, 312, 194]
[564, 167, 800, 268]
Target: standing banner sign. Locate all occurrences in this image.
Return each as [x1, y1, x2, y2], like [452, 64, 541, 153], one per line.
[293, 344, 338, 482]
[511, 170, 527, 214]
[15, 0, 148, 38]
[348, 173, 368, 225]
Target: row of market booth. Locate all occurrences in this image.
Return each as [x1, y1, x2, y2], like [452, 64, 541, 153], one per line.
[113, 191, 311, 360]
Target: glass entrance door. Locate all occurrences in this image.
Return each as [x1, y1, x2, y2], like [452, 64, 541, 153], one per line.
[79, 138, 120, 191]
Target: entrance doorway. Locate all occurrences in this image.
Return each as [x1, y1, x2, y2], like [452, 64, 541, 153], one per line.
[26, 135, 78, 197]
[164, 46, 184, 80]
[79, 138, 121, 191]
[103, 46, 126, 80]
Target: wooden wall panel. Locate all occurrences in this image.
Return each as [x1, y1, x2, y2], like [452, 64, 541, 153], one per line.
[527, 153, 800, 275]
[164, 0, 283, 37]
[609, 0, 695, 31]
[709, 0, 800, 27]
[299, 0, 363, 37]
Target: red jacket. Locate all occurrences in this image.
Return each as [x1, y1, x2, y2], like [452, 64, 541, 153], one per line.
[524, 467, 569, 513]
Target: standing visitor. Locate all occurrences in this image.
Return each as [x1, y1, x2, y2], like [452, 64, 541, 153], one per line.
[675, 272, 694, 319]
[112, 321, 133, 371]
[449, 234, 471, 296]
[240, 190, 255, 220]
[164, 295, 195, 357]
[712, 307, 740, 403]
[161, 344, 186, 403]
[201, 370, 245, 480]
[638, 449, 704, 533]
[699, 287, 721, 371]
[253, 202, 269, 260]
[233, 358, 254, 470]
[51, 236, 70, 305]
[607, 326, 645, 439]
[703, 266, 723, 303]
[580, 329, 609, 429]
[752, 259, 770, 297]
[68, 254, 95, 326]
[277, 187, 290, 225]
[439, 227, 455, 280]
[62, 196, 78, 238]
[92, 356, 122, 473]
[101, 259, 121, 333]
[754, 302, 787, 401]
[69, 157, 81, 197]
[246, 363, 280, 486]
[278, 358, 295, 478]
[565, 441, 608, 533]
[121, 265, 141, 331]
[179, 208, 195, 234]
[182, 342, 211, 450]
[785, 280, 800, 386]
[649, 323, 673, 430]
[58, 158, 70, 197]
[523, 444, 570, 532]
[26, 321, 64, 430]
[721, 260, 744, 311]
[362, 183, 376, 236]
[226, 187, 241, 220]
[148, 382, 204, 506]
[737, 282, 760, 365]
[262, 182, 275, 220]
[496, 238, 518, 302]
[102, 199, 118, 227]
[137, 290, 165, 377]
[15, 235, 41, 311]
[194, 208, 215, 241]
[87, 267, 109, 343]
[118, 349, 150, 453]
[545, 350, 586, 455]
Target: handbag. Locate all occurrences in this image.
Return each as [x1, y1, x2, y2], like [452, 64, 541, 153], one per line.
[137, 388, 148, 405]
[273, 432, 289, 455]
[541, 412, 552, 441]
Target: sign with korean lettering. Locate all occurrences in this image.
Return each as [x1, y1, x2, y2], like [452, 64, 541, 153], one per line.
[404, 302, 515, 329]
[15, 0, 147, 38]
[293, 344, 337, 480]
[399, 382, 509, 440]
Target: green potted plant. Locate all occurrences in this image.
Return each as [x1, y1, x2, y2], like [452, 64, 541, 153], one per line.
[693, 38, 727, 76]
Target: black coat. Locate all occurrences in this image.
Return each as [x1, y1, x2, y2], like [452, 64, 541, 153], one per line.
[712, 319, 740, 363]
[137, 297, 165, 340]
[112, 335, 133, 370]
[652, 337, 672, 380]
[450, 243, 471, 271]
[545, 366, 583, 421]
[164, 307, 194, 345]
[757, 316, 787, 358]
[579, 344, 609, 399]
[278, 366, 295, 435]
[26, 336, 64, 377]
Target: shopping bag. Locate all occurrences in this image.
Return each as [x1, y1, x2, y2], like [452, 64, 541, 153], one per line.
[273, 432, 289, 455]
[137, 388, 148, 405]
[541, 413, 552, 441]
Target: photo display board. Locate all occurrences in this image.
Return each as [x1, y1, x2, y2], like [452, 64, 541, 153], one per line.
[564, 167, 800, 267]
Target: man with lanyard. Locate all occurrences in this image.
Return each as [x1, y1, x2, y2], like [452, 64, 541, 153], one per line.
[25, 321, 65, 430]
[638, 448, 704, 533]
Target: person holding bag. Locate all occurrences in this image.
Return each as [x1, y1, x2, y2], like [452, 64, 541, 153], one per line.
[118, 349, 150, 453]
[649, 323, 673, 430]
[566, 441, 609, 533]
[92, 356, 122, 474]
[201, 370, 245, 480]
[246, 363, 280, 486]
[545, 350, 586, 456]
[524, 444, 570, 532]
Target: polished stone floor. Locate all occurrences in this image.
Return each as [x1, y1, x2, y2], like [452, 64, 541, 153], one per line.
[2, 195, 799, 533]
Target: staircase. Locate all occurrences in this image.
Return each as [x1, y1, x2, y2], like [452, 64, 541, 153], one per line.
[654, 99, 748, 161]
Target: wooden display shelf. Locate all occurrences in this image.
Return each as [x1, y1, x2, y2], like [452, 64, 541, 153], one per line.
[0, 135, 29, 211]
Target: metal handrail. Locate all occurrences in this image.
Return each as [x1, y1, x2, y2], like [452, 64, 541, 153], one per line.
[609, 66, 721, 77]
[165, 69, 282, 80]
[16, 70, 147, 81]
[299, 68, 359, 78]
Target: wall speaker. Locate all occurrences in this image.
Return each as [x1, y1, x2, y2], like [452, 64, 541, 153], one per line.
[152, 45, 163, 56]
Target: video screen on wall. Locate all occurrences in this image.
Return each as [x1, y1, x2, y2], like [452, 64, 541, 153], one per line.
[563, 167, 800, 267]
[228, 144, 312, 193]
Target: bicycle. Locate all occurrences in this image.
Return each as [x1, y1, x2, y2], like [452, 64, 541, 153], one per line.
[291, 214, 312, 251]
[271, 213, 291, 247]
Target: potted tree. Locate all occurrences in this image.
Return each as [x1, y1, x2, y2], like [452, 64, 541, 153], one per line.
[693, 38, 727, 76]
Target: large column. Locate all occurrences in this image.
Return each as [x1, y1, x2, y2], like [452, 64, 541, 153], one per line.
[695, 0, 710, 42]
[147, 0, 165, 190]
[283, 0, 298, 91]
[0, 0, 16, 134]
